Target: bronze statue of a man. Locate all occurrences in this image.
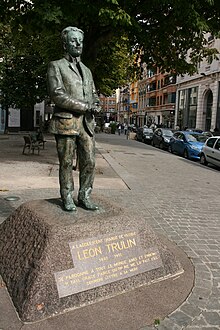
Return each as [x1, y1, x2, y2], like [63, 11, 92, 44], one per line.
[47, 27, 100, 212]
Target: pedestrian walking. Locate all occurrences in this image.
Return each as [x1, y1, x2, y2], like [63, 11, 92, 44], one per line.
[117, 123, 121, 135]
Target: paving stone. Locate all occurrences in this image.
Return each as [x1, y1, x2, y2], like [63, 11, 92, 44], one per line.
[203, 250, 220, 256]
[203, 312, 220, 325]
[207, 245, 219, 250]
[190, 315, 208, 327]
[169, 311, 192, 327]
[187, 295, 209, 309]
[212, 270, 220, 278]
[180, 303, 201, 318]
[194, 264, 211, 272]
[203, 256, 220, 263]
[157, 322, 181, 330]
[195, 271, 212, 281]
[206, 298, 220, 310]
[191, 287, 212, 298]
[212, 279, 220, 288]
[194, 278, 212, 290]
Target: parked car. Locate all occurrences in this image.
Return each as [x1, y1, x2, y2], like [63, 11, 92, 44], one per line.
[186, 128, 213, 137]
[185, 128, 203, 133]
[203, 131, 213, 138]
[200, 136, 220, 168]
[169, 131, 208, 160]
[136, 127, 154, 144]
[151, 128, 173, 149]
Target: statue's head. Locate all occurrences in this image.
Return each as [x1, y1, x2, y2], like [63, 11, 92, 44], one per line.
[61, 27, 84, 58]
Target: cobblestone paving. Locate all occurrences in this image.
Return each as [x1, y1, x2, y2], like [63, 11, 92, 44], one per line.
[97, 134, 220, 330]
[0, 133, 220, 329]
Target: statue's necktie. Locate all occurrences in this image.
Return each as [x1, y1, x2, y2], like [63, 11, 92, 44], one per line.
[76, 62, 83, 80]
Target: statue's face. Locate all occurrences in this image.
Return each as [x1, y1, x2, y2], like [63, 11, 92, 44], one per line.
[65, 30, 83, 57]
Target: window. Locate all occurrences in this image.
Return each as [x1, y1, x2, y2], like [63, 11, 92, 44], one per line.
[173, 132, 180, 139]
[164, 75, 176, 86]
[207, 138, 217, 148]
[189, 87, 198, 105]
[148, 69, 155, 77]
[214, 139, 220, 150]
[162, 129, 173, 137]
[163, 94, 168, 104]
[168, 92, 176, 103]
[149, 97, 156, 106]
[178, 133, 185, 140]
[149, 82, 156, 91]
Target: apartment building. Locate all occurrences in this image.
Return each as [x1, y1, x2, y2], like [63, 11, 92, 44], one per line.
[138, 66, 176, 128]
[129, 81, 138, 124]
[99, 94, 117, 122]
[116, 86, 130, 124]
[175, 35, 220, 131]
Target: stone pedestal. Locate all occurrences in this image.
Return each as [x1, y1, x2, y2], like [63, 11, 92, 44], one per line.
[0, 197, 183, 322]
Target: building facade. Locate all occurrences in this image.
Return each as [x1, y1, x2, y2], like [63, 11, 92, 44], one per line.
[175, 35, 220, 131]
[99, 94, 117, 122]
[116, 86, 130, 124]
[137, 66, 176, 128]
[116, 83, 139, 125]
[129, 81, 139, 125]
[0, 101, 47, 133]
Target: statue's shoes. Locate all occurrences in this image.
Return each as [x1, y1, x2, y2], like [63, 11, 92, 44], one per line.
[63, 199, 77, 212]
[78, 199, 99, 211]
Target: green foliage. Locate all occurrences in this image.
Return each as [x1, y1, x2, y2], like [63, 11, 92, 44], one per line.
[94, 36, 134, 95]
[0, 53, 47, 110]
[1, 0, 220, 109]
[154, 318, 160, 325]
[109, 122, 117, 134]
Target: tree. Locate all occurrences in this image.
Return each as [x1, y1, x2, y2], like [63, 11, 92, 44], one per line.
[0, 23, 47, 131]
[0, 54, 46, 110]
[1, 0, 220, 101]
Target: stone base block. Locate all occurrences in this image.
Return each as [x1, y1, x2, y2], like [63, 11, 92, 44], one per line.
[0, 197, 183, 322]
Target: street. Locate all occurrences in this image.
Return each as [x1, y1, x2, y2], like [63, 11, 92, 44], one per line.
[0, 132, 220, 329]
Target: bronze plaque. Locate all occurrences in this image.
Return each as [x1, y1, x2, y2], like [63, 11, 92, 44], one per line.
[54, 231, 162, 298]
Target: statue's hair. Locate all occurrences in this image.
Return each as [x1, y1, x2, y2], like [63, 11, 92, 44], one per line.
[61, 27, 84, 43]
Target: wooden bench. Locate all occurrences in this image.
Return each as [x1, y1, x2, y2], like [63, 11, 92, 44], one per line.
[30, 132, 47, 149]
[22, 135, 40, 155]
[38, 137, 47, 149]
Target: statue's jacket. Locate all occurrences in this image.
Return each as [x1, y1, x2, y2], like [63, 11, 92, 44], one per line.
[47, 54, 98, 137]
